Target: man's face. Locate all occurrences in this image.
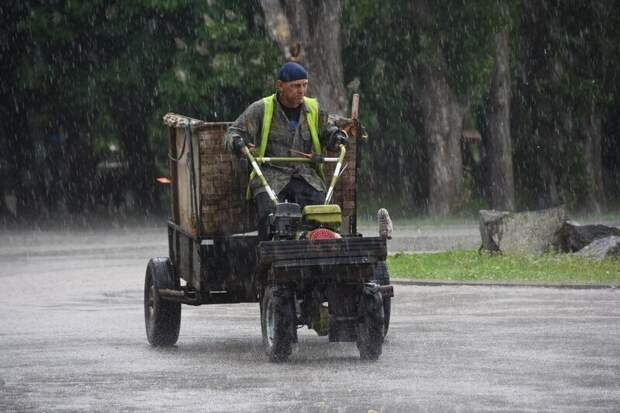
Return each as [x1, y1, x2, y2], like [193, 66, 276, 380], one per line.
[277, 79, 308, 108]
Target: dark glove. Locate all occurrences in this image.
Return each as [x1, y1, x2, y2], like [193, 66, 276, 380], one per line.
[329, 130, 349, 149]
[231, 136, 246, 156]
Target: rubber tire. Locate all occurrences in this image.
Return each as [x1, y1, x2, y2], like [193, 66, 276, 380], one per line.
[144, 257, 181, 346]
[356, 284, 384, 361]
[382, 297, 391, 337]
[373, 261, 391, 337]
[261, 285, 296, 362]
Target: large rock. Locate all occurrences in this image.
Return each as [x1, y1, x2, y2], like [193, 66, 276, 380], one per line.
[574, 236, 620, 261]
[479, 207, 567, 255]
[556, 221, 620, 252]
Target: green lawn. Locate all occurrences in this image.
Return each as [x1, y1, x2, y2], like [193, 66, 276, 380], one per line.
[387, 250, 620, 284]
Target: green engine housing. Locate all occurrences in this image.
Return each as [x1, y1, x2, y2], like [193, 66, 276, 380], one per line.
[302, 204, 342, 231]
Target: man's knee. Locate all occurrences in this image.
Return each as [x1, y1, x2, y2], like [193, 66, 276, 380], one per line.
[299, 182, 325, 206]
[308, 188, 325, 205]
[286, 178, 325, 207]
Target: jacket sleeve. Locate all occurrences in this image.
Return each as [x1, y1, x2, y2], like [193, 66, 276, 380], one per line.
[224, 100, 264, 153]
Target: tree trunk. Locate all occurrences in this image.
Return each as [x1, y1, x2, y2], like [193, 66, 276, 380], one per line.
[259, 0, 348, 114]
[418, 67, 465, 216]
[582, 106, 606, 213]
[410, 0, 465, 216]
[1, 105, 33, 218]
[118, 119, 157, 212]
[537, 159, 560, 209]
[483, 31, 515, 211]
[0, 3, 36, 219]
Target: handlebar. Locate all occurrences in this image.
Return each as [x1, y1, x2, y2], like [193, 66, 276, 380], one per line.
[241, 144, 347, 205]
[253, 156, 341, 164]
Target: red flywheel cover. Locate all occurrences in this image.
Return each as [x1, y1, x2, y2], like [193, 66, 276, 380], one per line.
[308, 228, 340, 240]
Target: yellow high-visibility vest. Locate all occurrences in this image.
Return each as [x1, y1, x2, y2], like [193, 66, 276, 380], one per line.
[246, 94, 323, 199]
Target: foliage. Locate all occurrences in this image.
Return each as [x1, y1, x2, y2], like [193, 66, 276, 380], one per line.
[1, 0, 620, 219]
[150, 0, 280, 183]
[155, 0, 280, 121]
[0, 0, 279, 216]
[344, 0, 514, 210]
[387, 250, 620, 284]
[511, 0, 620, 210]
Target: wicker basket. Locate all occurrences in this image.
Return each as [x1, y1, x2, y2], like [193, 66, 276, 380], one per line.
[163, 112, 357, 236]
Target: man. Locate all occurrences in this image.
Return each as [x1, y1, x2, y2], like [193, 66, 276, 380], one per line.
[224, 62, 348, 240]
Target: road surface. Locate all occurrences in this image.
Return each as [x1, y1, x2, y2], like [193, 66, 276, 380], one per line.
[1, 226, 619, 412]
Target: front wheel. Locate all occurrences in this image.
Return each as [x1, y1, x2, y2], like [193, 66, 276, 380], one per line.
[261, 285, 297, 362]
[382, 296, 391, 337]
[144, 257, 181, 346]
[356, 283, 384, 360]
[373, 261, 391, 337]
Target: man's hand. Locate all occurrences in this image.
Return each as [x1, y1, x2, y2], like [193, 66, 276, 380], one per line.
[231, 136, 246, 156]
[329, 129, 349, 149]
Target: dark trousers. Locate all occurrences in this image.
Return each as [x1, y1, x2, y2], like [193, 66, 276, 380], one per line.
[255, 177, 325, 240]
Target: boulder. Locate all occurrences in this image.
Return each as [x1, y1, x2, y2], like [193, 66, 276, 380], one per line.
[479, 207, 567, 255]
[556, 221, 620, 252]
[574, 236, 620, 261]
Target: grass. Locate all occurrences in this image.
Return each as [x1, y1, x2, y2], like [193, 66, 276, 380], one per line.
[387, 250, 620, 284]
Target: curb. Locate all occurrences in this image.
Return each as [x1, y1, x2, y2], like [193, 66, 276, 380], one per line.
[390, 278, 620, 290]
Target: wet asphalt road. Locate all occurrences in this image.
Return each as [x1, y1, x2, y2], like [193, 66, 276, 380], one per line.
[1, 226, 619, 412]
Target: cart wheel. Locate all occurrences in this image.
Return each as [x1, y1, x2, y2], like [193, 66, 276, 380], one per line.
[356, 283, 384, 361]
[382, 297, 391, 337]
[144, 257, 181, 346]
[373, 261, 391, 337]
[261, 285, 296, 362]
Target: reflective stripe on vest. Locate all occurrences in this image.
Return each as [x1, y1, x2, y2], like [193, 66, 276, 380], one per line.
[246, 94, 323, 199]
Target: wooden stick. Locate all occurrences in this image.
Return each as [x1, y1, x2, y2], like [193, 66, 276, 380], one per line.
[351, 93, 359, 120]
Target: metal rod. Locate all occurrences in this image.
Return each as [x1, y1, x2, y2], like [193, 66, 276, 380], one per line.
[243, 145, 346, 206]
[242, 146, 278, 204]
[255, 157, 340, 163]
[325, 144, 347, 205]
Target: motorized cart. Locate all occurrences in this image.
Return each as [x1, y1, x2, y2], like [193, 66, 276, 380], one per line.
[144, 97, 393, 361]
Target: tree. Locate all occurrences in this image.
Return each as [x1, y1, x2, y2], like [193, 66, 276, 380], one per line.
[0, 1, 34, 217]
[346, 0, 505, 215]
[512, 0, 615, 212]
[481, 30, 515, 211]
[411, 0, 468, 216]
[259, 0, 348, 115]
[3, 0, 620, 221]
[1, 0, 277, 218]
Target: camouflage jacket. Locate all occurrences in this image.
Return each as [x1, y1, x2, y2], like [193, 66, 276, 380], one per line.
[224, 95, 338, 197]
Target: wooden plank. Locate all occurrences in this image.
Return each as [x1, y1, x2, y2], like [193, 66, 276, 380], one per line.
[168, 127, 180, 225]
[176, 128, 201, 235]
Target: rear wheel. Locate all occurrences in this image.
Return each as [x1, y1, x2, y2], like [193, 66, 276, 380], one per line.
[261, 285, 296, 362]
[144, 257, 181, 346]
[356, 284, 384, 360]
